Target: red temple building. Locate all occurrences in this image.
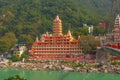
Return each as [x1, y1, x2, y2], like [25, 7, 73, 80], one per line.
[103, 14, 120, 49]
[112, 14, 120, 42]
[111, 14, 120, 48]
[29, 16, 82, 61]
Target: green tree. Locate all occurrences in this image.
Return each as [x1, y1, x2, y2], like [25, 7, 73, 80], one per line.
[18, 34, 34, 47]
[93, 26, 106, 36]
[0, 32, 17, 53]
[80, 35, 98, 54]
[73, 27, 89, 38]
[11, 52, 29, 62]
[20, 52, 29, 60]
[11, 52, 21, 62]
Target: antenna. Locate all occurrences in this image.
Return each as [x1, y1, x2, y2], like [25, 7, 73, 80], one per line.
[107, 0, 116, 33]
[119, 0, 120, 15]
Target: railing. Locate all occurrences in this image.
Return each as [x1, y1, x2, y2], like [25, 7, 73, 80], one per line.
[103, 46, 120, 57]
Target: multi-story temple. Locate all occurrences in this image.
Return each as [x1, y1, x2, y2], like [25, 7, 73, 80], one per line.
[29, 16, 82, 61]
[111, 14, 120, 48]
[112, 14, 120, 42]
[103, 14, 120, 49]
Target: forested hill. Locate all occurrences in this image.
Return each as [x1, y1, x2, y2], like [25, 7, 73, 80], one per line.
[0, 0, 112, 38]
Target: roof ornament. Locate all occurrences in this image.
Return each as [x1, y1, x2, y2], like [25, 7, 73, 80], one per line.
[115, 14, 120, 25]
[54, 15, 61, 23]
[35, 37, 39, 43]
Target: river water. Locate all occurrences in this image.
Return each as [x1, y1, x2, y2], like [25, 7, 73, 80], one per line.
[0, 69, 120, 80]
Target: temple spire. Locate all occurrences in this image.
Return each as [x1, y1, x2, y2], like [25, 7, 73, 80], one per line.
[115, 14, 120, 25]
[113, 14, 120, 30]
[67, 30, 72, 37]
[53, 15, 62, 36]
[35, 37, 39, 43]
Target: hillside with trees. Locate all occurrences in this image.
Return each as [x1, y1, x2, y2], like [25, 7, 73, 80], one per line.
[0, 0, 113, 53]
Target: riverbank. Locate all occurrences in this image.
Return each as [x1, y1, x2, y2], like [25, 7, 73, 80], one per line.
[0, 61, 120, 74]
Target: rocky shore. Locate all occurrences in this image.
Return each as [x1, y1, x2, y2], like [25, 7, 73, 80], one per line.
[0, 61, 120, 74]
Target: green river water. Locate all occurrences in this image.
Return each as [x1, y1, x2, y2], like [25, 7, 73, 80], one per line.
[0, 69, 120, 80]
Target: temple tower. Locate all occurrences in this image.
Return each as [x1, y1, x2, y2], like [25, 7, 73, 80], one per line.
[115, 14, 120, 27]
[29, 15, 81, 61]
[112, 14, 120, 42]
[53, 15, 62, 36]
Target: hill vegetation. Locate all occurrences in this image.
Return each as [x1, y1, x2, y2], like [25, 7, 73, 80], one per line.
[0, 0, 112, 53]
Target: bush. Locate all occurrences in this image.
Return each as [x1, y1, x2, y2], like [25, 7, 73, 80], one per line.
[4, 75, 27, 80]
[11, 53, 21, 62]
[7, 60, 13, 66]
[112, 61, 120, 65]
[11, 53, 29, 62]
[20, 53, 29, 60]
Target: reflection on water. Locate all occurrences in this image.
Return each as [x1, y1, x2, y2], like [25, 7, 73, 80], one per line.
[0, 69, 120, 80]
